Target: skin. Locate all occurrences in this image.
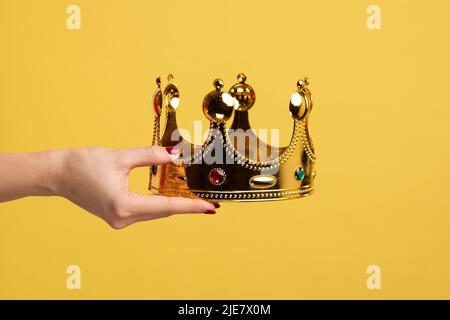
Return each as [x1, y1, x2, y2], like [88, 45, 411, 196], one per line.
[0, 146, 218, 229]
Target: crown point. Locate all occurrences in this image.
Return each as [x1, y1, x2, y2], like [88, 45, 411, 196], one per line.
[237, 73, 247, 83]
[290, 78, 312, 120]
[163, 76, 180, 111]
[203, 80, 234, 122]
[213, 78, 224, 91]
[156, 76, 161, 89]
[297, 77, 310, 89]
[229, 73, 255, 111]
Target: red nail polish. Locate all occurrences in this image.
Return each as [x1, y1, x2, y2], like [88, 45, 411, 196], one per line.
[213, 202, 220, 208]
[204, 210, 216, 214]
[165, 146, 180, 155]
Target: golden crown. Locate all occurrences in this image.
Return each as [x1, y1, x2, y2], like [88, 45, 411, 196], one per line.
[148, 73, 316, 201]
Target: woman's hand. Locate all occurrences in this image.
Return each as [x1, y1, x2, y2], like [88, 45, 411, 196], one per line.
[0, 146, 218, 229]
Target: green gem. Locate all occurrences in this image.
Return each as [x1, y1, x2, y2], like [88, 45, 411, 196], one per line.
[294, 167, 305, 181]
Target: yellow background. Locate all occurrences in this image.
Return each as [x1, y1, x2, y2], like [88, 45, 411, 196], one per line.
[1, 0, 450, 299]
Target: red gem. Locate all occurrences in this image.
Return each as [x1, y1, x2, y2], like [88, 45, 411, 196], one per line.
[209, 168, 226, 186]
[153, 93, 162, 116]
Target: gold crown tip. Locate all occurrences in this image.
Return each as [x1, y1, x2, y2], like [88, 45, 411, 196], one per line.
[237, 73, 247, 83]
[156, 76, 161, 88]
[213, 78, 224, 91]
[167, 74, 174, 82]
[297, 77, 310, 89]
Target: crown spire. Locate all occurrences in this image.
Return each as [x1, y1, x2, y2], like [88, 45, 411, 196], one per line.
[229, 73, 256, 112]
[163, 74, 180, 111]
[202, 79, 234, 122]
[290, 77, 312, 121]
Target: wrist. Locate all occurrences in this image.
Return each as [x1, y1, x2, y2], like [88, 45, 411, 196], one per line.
[43, 149, 69, 197]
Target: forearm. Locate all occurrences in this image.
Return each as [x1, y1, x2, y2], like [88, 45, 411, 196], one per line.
[0, 150, 65, 203]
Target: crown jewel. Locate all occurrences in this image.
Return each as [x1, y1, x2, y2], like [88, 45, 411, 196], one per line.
[149, 73, 316, 201]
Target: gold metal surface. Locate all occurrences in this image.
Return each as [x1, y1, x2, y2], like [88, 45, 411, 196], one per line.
[148, 73, 316, 202]
[249, 175, 277, 189]
[228, 73, 256, 111]
[202, 79, 234, 122]
[163, 74, 180, 111]
[289, 77, 312, 121]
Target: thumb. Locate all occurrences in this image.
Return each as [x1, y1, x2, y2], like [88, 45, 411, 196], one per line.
[118, 146, 181, 168]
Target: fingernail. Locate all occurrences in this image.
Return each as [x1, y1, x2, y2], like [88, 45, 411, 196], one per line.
[165, 146, 180, 155]
[204, 210, 216, 214]
[213, 202, 220, 208]
[166, 146, 181, 160]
